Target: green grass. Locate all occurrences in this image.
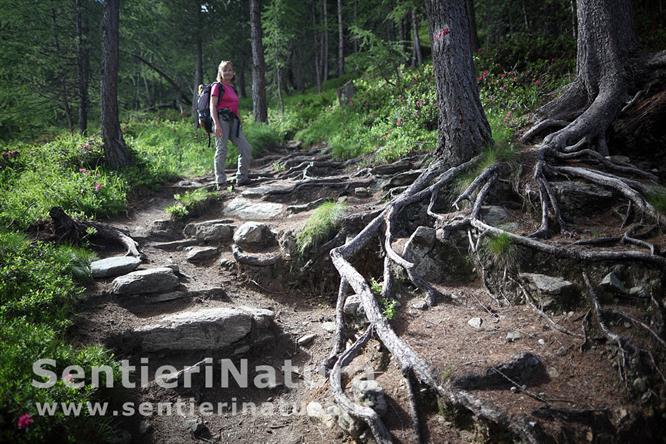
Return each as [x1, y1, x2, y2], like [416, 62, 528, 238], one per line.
[296, 201, 346, 254]
[647, 188, 666, 214]
[485, 232, 516, 263]
[166, 188, 218, 220]
[0, 231, 117, 443]
[380, 297, 398, 320]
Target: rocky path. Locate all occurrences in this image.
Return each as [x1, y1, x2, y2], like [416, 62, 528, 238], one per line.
[69, 146, 664, 443]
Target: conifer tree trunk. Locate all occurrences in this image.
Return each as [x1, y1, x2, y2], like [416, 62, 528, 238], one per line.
[75, 0, 89, 134]
[337, 0, 344, 76]
[410, 9, 422, 67]
[238, 58, 247, 98]
[101, 0, 131, 168]
[192, 31, 203, 128]
[312, 0, 322, 92]
[322, 0, 328, 83]
[425, 0, 491, 165]
[250, 0, 268, 122]
[466, 0, 480, 51]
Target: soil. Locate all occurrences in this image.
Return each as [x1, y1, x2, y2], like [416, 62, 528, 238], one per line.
[68, 145, 666, 444]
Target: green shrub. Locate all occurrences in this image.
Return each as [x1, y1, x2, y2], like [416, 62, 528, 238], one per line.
[380, 297, 398, 320]
[296, 201, 346, 254]
[166, 188, 217, 219]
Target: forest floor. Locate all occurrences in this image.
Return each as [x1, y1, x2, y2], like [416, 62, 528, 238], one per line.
[69, 143, 666, 444]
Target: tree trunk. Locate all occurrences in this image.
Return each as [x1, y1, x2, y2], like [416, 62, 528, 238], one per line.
[410, 9, 422, 67]
[75, 0, 89, 134]
[101, 0, 131, 168]
[424, 0, 491, 165]
[192, 30, 204, 129]
[132, 54, 191, 105]
[238, 58, 247, 98]
[570, 0, 578, 40]
[312, 0, 322, 92]
[465, 0, 480, 52]
[337, 0, 344, 76]
[538, 0, 638, 153]
[250, 0, 268, 123]
[50, 7, 74, 132]
[322, 0, 328, 83]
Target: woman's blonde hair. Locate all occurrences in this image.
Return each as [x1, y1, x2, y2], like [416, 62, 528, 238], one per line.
[216, 60, 235, 82]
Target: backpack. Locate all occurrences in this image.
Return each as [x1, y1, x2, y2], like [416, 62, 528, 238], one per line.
[196, 82, 239, 147]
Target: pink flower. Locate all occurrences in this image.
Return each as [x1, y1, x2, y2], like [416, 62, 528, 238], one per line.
[63, 373, 73, 382]
[94, 182, 103, 193]
[17, 413, 33, 430]
[533, 79, 541, 86]
[396, 118, 402, 127]
[79, 167, 88, 174]
[478, 70, 490, 82]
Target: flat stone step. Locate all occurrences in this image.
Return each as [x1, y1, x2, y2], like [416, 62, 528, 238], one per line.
[112, 267, 180, 295]
[133, 306, 274, 351]
[91, 256, 142, 278]
[223, 197, 285, 220]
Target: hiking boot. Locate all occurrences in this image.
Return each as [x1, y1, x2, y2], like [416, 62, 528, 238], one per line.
[236, 177, 251, 186]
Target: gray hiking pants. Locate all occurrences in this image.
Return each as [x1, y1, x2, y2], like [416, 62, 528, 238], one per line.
[213, 118, 252, 188]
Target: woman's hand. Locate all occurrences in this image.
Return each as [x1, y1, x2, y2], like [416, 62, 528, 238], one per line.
[214, 125, 222, 137]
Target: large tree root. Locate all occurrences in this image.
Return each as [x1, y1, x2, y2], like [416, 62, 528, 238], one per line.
[49, 207, 144, 258]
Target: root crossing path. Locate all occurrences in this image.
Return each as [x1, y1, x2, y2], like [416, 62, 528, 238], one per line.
[70, 145, 665, 443]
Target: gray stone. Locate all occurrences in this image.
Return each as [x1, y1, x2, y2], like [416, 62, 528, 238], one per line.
[306, 402, 337, 429]
[183, 220, 234, 243]
[629, 286, 646, 297]
[480, 205, 511, 226]
[354, 187, 370, 198]
[411, 300, 428, 310]
[633, 377, 647, 393]
[185, 417, 207, 435]
[518, 273, 578, 310]
[351, 379, 387, 415]
[551, 181, 614, 218]
[297, 334, 317, 346]
[111, 267, 179, 295]
[467, 317, 483, 329]
[91, 256, 142, 278]
[506, 331, 522, 342]
[321, 321, 336, 333]
[286, 140, 302, 149]
[547, 366, 559, 378]
[233, 222, 276, 248]
[343, 295, 364, 317]
[186, 246, 219, 262]
[134, 306, 274, 351]
[224, 197, 285, 220]
[148, 291, 187, 303]
[600, 272, 627, 294]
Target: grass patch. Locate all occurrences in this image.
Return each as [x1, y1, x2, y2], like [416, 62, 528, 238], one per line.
[166, 188, 218, 220]
[296, 201, 346, 255]
[0, 231, 117, 443]
[647, 188, 666, 214]
[485, 232, 516, 265]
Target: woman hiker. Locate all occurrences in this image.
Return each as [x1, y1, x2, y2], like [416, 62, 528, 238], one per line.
[210, 60, 252, 190]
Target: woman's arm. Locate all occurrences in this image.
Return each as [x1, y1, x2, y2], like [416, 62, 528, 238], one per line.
[210, 84, 222, 137]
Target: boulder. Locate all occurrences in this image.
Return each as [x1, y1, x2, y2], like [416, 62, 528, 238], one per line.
[600, 272, 627, 294]
[479, 205, 511, 226]
[183, 220, 234, 243]
[551, 181, 614, 219]
[134, 306, 274, 351]
[186, 246, 219, 262]
[518, 273, 578, 310]
[233, 222, 276, 248]
[91, 256, 142, 278]
[403, 226, 474, 283]
[111, 267, 179, 295]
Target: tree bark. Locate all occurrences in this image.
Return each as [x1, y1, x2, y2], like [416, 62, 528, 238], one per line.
[312, 0, 322, 92]
[465, 0, 480, 51]
[192, 30, 204, 129]
[50, 7, 74, 132]
[425, 0, 491, 165]
[75, 0, 89, 134]
[101, 0, 131, 168]
[337, 0, 344, 76]
[322, 0, 328, 83]
[410, 9, 422, 67]
[538, 0, 638, 153]
[250, 0, 268, 123]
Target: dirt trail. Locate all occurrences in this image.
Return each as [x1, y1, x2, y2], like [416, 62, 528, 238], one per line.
[69, 146, 662, 444]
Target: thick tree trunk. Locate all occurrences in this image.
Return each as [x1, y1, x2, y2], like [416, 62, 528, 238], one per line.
[337, 0, 344, 76]
[537, 0, 637, 153]
[250, 0, 268, 123]
[410, 9, 422, 67]
[312, 0, 322, 92]
[425, 0, 491, 165]
[75, 0, 89, 134]
[192, 31, 203, 129]
[101, 0, 131, 168]
[238, 58, 247, 98]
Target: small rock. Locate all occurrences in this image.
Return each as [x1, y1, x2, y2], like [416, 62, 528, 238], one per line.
[91, 256, 142, 278]
[547, 366, 559, 378]
[343, 295, 364, 317]
[351, 379, 387, 415]
[233, 222, 276, 248]
[321, 321, 336, 333]
[506, 331, 522, 342]
[538, 339, 546, 346]
[629, 286, 646, 297]
[633, 377, 648, 393]
[306, 402, 337, 429]
[480, 205, 511, 226]
[186, 246, 219, 262]
[411, 300, 428, 310]
[297, 334, 317, 347]
[185, 417, 207, 435]
[467, 317, 483, 329]
[354, 187, 370, 198]
[600, 272, 627, 294]
[510, 386, 518, 393]
[183, 220, 234, 243]
[623, 321, 631, 328]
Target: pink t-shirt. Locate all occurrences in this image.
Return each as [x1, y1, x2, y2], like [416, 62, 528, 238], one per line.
[211, 83, 239, 116]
